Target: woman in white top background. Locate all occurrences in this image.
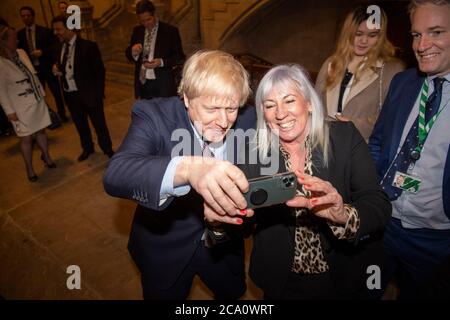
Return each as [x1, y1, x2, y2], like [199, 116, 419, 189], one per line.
[0, 25, 55, 182]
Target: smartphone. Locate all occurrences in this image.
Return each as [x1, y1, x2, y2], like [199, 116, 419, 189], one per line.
[243, 172, 297, 209]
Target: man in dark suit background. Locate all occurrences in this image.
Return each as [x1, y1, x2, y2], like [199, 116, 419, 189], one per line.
[18, 6, 67, 122]
[104, 50, 255, 299]
[125, 0, 185, 99]
[52, 15, 114, 161]
[369, 0, 450, 299]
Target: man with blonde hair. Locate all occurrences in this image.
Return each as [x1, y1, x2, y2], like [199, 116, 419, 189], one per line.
[104, 50, 256, 299]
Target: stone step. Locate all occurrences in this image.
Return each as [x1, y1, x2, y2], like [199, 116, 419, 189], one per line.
[105, 70, 134, 86]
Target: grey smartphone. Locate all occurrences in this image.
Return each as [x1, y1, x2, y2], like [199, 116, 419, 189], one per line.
[243, 172, 298, 209]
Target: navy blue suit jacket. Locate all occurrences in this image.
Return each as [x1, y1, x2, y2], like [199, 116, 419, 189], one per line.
[103, 97, 256, 289]
[368, 68, 450, 219]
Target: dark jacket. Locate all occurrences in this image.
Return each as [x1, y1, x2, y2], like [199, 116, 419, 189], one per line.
[54, 36, 105, 108]
[125, 22, 185, 99]
[368, 68, 450, 219]
[18, 24, 57, 72]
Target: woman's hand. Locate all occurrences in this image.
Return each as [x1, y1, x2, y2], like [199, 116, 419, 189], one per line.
[286, 171, 348, 225]
[7, 113, 18, 122]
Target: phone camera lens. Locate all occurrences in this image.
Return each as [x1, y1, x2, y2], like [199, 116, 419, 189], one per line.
[250, 188, 268, 206]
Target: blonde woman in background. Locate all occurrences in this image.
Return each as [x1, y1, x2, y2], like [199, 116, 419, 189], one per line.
[315, 5, 404, 141]
[0, 25, 55, 182]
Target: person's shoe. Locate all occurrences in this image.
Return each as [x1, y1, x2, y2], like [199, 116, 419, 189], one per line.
[28, 175, 38, 182]
[78, 150, 94, 162]
[40, 154, 57, 168]
[105, 150, 115, 158]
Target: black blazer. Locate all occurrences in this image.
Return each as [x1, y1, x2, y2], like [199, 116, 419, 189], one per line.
[241, 121, 392, 299]
[54, 37, 105, 107]
[125, 22, 185, 99]
[103, 97, 256, 290]
[17, 25, 57, 72]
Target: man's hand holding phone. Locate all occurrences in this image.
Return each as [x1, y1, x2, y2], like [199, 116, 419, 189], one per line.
[175, 157, 254, 225]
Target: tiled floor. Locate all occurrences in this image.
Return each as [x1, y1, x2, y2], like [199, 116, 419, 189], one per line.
[0, 82, 262, 300]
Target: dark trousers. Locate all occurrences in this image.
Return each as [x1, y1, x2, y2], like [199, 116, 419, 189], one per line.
[140, 79, 160, 100]
[35, 66, 67, 118]
[64, 91, 113, 154]
[382, 218, 450, 299]
[140, 241, 246, 300]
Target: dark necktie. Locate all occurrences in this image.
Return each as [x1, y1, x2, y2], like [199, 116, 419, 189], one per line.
[380, 77, 446, 200]
[27, 27, 38, 65]
[425, 77, 445, 123]
[60, 43, 70, 90]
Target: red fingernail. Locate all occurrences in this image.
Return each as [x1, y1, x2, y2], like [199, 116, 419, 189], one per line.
[239, 209, 247, 215]
[310, 199, 317, 205]
[236, 218, 243, 224]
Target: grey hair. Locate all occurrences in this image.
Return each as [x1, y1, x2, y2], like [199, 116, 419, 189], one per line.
[409, 0, 450, 15]
[254, 64, 329, 167]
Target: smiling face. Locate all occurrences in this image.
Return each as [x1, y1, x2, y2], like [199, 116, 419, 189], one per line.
[185, 94, 240, 143]
[411, 3, 450, 76]
[262, 84, 312, 147]
[353, 20, 380, 57]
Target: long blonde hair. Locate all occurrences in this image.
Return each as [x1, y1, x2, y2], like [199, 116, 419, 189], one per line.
[326, 5, 396, 89]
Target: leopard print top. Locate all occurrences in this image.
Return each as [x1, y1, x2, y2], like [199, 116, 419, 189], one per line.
[280, 136, 360, 274]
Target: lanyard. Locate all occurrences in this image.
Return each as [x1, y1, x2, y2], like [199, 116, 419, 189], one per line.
[413, 79, 446, 157]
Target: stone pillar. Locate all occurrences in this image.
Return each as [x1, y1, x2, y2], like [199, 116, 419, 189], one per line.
[68, 0, 95, 40]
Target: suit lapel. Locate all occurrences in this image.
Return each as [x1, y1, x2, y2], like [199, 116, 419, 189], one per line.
[345, 64, 380, 105]
[73, 37, 81, 75]
[388, 72, 425, 160]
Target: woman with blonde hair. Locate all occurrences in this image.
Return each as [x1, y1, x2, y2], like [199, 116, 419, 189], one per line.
[315, 5, 404, 141]
[0, 25, 56, 182]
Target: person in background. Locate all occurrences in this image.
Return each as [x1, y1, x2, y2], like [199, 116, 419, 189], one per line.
[0, 25, 56, 181]
[126, 0, 185, 99]
[237, 64, 391, 299]
[52, 15, 114, 161]
[368, 0, 450, 299]
[315, 5, 404, 141]
[17, 6, 68, 122]
[58, 1, 68, 15]
[104, 50, 256, 299]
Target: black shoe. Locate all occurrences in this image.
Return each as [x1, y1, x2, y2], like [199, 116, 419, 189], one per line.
[78, 150, 94, 162]
[28, 175, 38, 182]
[40, 154, 57, 168]
[105, 150, 115, 158]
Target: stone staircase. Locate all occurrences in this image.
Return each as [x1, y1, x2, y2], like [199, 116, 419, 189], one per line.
[105, 52, 135, 86]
